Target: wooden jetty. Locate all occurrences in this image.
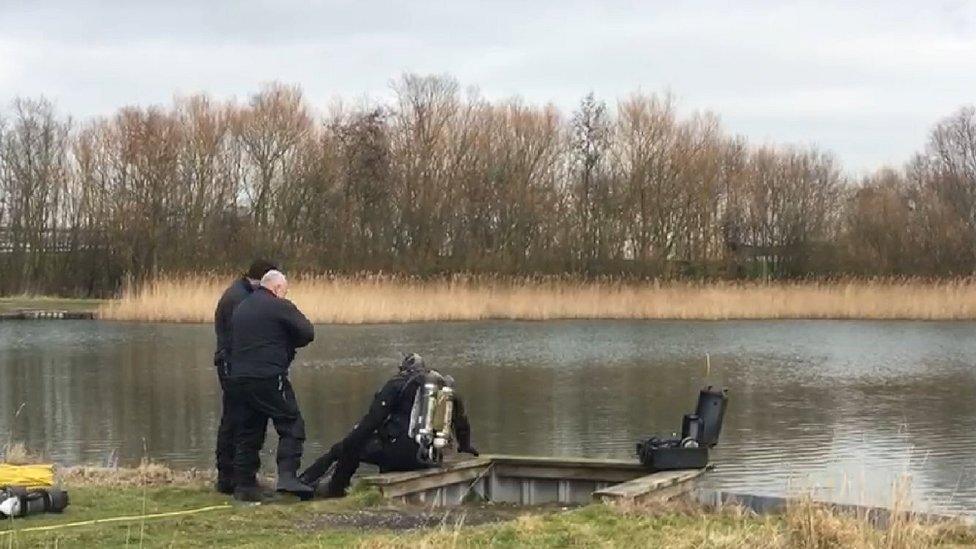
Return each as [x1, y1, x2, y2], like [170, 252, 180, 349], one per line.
[358, 454, 708, 508]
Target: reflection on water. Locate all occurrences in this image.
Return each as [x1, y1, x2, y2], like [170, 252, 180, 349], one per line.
[2, 320, 975, 513]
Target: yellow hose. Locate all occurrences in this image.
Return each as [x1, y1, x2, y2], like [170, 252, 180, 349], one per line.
[0, 503, 231, 536]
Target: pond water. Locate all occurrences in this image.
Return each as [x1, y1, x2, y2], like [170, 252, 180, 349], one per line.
[1, 319, 975, 514]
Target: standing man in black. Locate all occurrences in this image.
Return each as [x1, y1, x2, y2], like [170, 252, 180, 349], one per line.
[212, 259, 278, 494]
[226, 270, 316, 501]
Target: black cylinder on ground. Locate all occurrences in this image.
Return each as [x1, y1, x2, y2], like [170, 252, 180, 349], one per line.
[0, 486, 70, 518]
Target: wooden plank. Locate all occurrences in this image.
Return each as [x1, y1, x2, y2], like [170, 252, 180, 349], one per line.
[358, 457, 490, 486]
[484, 454, 644, 470]
[592, 468, 706, 504]
[358, 454, 694, 505]
[492, 464, 643, 484]
[630, 480, 696, 504]
[359, 462, 491, 499]
[375, 466, 488, 500]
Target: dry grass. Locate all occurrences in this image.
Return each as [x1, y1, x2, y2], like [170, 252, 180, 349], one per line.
[783, 498, 974, 548]
[99, 275, 976, 323]
[58, 460, 214, 488]
[0, 441, 213, 487]
[362, 497, 976, 549]
[1, 442, 34, 465]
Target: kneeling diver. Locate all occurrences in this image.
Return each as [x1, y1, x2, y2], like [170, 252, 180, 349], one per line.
[299, 353, 479, 497]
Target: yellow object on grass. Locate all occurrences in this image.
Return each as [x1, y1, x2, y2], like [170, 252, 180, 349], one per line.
[0, 464, 55, 488]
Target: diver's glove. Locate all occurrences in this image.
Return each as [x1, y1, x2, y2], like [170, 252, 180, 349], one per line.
[459, 444, 480, 457]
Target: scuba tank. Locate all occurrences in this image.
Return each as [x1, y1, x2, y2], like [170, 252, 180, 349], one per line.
[681, 414, 703, 447]
[407, 370, 457, 465]
[0, 486, 69, 518]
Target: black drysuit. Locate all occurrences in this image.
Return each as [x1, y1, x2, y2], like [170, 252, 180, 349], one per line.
[212, 277, 254, 482]
[300, 367, 474, 495]
[225, 287, 315, 487]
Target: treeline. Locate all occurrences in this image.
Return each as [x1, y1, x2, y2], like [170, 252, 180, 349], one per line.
[0, 74, 974, 296]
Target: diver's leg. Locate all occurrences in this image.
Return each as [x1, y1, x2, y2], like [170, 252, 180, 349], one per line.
[323, 434, 383, 497]
[299, 442, 341, 487]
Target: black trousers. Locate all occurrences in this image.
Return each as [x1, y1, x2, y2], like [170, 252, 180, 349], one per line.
[225, 376, 306, 487]
[214, 363, 236, 481]
[303, 430, 428, 495]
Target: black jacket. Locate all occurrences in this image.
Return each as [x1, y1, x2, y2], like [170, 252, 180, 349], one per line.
[346, 368, 473, 451]
[213, 277, 254, 364]
[228, 287, 315, 379]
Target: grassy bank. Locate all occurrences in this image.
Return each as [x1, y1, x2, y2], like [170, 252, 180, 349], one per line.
[0, 452, 971, 547]
[2, 472, 973, 548]
[98, 276, 976, 323]
[0, 296, 103, 314]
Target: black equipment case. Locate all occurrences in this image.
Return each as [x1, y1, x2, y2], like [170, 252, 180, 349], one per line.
[636, 437, 709, 471]
[636, 386, 728, 471]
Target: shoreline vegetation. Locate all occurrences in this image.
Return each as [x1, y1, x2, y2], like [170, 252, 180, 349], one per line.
[0, 458, 973, 548]
[0, 296, 104, 314]
[95, 276, 976, 324]
[3, 79, 976, 299]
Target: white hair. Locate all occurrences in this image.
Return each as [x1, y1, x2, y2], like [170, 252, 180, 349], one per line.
[260, 269, 287, 289]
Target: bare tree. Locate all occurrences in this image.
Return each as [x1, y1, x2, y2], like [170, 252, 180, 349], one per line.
[0, 98, 71, 292]
[3, 80, 976, 296]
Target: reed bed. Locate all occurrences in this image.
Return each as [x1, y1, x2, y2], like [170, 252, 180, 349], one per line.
[98, 276, 976, 323]
[1, 442, 33, 465]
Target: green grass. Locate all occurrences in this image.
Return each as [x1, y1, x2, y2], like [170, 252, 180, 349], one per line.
[2, 485, 974, 548]
[0, 296, 103, 314]
[369, 504, 782, 548]
[0, 486, 375, 547]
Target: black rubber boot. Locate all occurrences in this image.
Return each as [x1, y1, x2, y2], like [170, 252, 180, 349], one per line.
[319, 477, 347, 499]
[299, 456, 338, 490]
[215, 474, 235, 495]
[233, 484, 267, 503]
[276, 472, 314, 496]
[298, 448, 338, 489]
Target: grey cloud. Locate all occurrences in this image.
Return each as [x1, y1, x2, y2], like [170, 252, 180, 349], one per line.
[0, 0, 973, 172]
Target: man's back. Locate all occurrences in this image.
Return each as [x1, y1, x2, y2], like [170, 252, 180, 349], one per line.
[214, 277, 253, 360]
[229, 288, 315, 379]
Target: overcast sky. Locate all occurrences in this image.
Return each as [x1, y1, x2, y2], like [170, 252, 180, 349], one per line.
[1, 0, 974, 173]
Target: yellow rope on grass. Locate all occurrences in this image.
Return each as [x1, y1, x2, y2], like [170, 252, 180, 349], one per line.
[0, 503, 231, 536]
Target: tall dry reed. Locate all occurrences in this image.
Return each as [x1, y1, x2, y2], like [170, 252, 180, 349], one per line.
[362, 492, 975, 549]
[1, 442, 33, 465]
[98, 276, 976, 323]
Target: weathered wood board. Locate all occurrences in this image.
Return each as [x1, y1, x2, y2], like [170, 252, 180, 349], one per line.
[357, 454, 707, 508]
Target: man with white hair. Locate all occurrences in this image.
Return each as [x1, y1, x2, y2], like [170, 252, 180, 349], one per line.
[224, 269, 316, 501]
